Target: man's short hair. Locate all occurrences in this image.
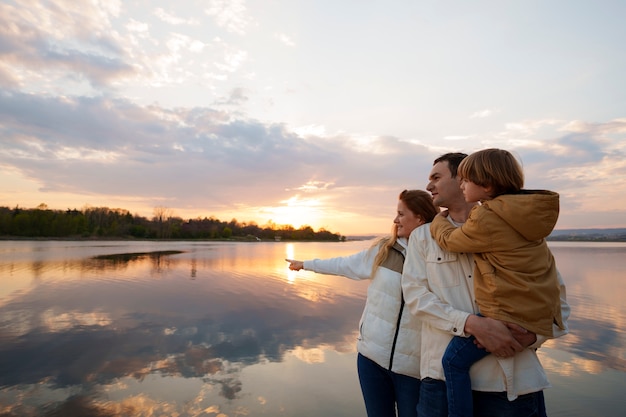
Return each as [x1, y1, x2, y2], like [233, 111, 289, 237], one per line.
[433, 153, 468, 178]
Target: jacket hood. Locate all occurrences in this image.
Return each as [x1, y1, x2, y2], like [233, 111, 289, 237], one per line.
[481, 190, 559, 241]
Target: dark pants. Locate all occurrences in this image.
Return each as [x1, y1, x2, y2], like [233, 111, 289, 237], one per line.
[442, 334, 490, 417]
[357, 353, 421, 417]
[417, 377, 548, 417]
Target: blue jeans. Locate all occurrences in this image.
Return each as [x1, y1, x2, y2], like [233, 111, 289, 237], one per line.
[417, 377, 547, 417]
[357, 353, 421, 417]
[442, 335, 490, 417]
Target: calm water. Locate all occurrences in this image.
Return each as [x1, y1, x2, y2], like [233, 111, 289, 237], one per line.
[0, 240, 624, 416]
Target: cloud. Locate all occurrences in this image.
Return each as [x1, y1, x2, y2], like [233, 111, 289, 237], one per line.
[1, 1, 625, 232]
[2, 78, 625, 231]
[154, 8, 199, 26]
[275, 33, 296, 47]
[0, 1, 250, 98]
[205, 0, 253, 35]
[444, 135, 474, 141]
[212, 44, 248, 73]
[215, 87, 249, 106]
[292, 181, 334, 192]
[0, 88, 438, 227]
[0, 93, 304, 184]
[166, 33, 206, 55]
[0, 0, 131, 89]
[498, 120, 626, 228]
[4, 81, 625, 231]
[469, 109, 497, 119]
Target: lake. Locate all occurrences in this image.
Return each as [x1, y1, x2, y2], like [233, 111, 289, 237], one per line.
[0, 240, 624, 416]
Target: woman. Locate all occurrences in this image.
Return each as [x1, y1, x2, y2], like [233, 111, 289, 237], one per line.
[286, 189, 438, 417]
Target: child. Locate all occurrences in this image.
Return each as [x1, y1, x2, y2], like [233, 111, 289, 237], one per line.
[430, 148, 565, 417]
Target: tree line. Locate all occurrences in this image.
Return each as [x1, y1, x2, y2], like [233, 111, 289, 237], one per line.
[0, 204, 344, 241]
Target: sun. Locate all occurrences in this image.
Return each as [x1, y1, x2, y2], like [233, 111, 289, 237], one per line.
[264, 196, 323, 230]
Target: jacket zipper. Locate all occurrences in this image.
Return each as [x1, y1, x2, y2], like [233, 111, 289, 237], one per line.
[388, 295, 405, 370]
[386, 244, 405, 371]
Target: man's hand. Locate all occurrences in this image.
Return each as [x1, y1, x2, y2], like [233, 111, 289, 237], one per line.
[464, 315, 524, 358]
[505, 322, 537, 348]
[474, 321, 537, 350]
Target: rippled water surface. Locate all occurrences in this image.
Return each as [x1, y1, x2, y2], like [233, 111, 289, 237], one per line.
[0, 240, 624, 416]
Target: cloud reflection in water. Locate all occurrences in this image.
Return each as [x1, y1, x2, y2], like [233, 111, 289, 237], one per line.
[1, 241, 625, 416]
[0, 241, 369, 416]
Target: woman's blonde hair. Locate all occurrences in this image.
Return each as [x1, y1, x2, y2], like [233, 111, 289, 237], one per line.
[458, 148, 524, 197]
[371, 189, 438, 276]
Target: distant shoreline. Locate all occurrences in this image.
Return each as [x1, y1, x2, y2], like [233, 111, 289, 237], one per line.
[547, 237, 626, 242]
[0, 236, 344, 243]
[546, 227, 626, 242]
[3, 235, 625, 243]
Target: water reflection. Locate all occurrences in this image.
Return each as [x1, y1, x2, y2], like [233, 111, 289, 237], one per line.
[545, 245, 626, 371]
[0, 241, 624, 416]
[0, 241, 370, 416]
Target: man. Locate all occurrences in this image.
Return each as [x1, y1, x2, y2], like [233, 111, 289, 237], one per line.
[402, 152, 570, 417]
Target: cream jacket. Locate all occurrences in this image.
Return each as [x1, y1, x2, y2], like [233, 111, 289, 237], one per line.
[304, 238, 421, 379]
[430, 190, 564, 336]
[402, 223, 570, 399]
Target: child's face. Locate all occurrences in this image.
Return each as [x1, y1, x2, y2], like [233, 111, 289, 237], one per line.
[460, 179, 492, 203]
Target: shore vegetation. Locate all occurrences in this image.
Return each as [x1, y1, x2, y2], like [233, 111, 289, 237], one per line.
[0, 204, 345, 241]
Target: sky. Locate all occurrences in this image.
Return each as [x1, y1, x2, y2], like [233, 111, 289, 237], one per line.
[1, 0, 625, 236]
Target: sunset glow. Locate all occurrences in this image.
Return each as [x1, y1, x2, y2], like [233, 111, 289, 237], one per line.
[1, 1, 625, 235]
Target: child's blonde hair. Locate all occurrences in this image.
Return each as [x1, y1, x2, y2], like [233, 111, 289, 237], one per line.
[458, 148, 524, 197]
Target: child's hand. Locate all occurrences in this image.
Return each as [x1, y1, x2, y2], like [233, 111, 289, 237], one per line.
[285, 259, 304, 271]
[436, 209, 449, 218]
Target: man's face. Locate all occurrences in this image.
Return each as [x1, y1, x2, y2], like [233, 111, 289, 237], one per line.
[427, 161, 463, 208]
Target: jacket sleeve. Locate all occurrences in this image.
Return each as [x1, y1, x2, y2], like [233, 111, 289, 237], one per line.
[402, 226, 470, 336]
[303, 246, 377, 281]
[430, 208, 493, 253]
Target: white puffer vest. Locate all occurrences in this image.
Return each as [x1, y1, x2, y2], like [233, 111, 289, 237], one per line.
[303, 239, 421, 378]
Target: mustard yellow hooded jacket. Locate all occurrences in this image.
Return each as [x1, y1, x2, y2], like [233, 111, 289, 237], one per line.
[430, 190, 564, 336]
